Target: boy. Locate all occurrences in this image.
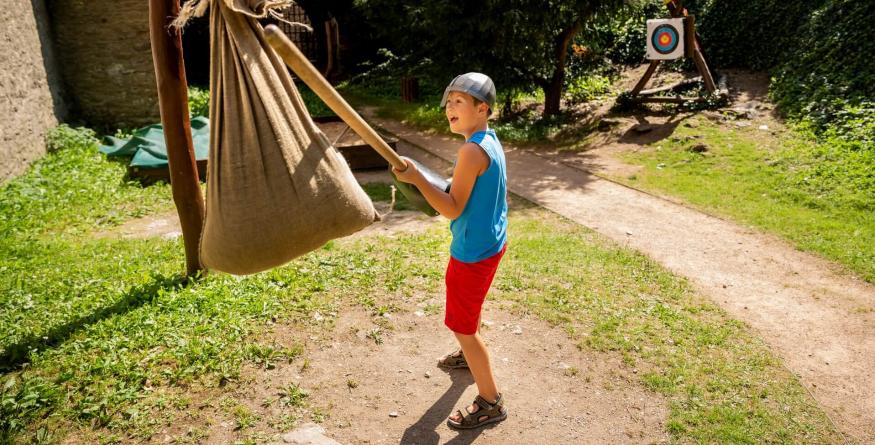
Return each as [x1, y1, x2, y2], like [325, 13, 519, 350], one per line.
[392, 72, 508, 429]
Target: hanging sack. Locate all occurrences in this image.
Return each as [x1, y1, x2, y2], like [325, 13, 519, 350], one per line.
[179, 0, 377, 275]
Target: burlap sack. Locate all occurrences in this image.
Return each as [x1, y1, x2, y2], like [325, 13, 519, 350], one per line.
[187, 0, 377, 275]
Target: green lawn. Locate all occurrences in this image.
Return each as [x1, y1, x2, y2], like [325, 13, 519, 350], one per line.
[0, 126, 843, 443]
[610, 116, 875, 283]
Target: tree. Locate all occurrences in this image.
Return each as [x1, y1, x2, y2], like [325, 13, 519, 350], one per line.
[355, 0, 626, 116]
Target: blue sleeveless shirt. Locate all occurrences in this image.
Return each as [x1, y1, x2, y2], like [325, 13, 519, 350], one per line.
[449, 129, 508, 263]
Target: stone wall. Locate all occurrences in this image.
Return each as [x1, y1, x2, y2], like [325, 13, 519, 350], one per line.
[50, 0, 159, 129]
[0, 0, 67, 183]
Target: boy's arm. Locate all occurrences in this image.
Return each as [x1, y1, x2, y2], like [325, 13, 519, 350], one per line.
[394, 143, 488, 220]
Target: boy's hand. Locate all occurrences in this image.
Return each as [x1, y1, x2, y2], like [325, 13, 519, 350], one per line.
[392, 157, 421, 184]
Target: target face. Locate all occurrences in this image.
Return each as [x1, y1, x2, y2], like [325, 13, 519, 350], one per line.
[652, 25, 679, 54]
[646, 18, 685, 60]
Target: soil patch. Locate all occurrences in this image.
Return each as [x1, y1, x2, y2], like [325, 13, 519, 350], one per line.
[183, 303, 669, 444]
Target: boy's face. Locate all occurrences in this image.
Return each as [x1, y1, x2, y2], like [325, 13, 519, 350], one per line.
[445, 91, 488, 135]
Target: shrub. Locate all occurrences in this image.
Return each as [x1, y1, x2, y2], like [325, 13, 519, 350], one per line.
[187, 86, 210, 118]
[44, 125, 97, 154]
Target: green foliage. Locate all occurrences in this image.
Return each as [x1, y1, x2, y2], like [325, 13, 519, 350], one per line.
[565, 73, 614, 104]
[354, 0, 625, 112]
[578, 0, 664, 65]
[769, 1, 875, 144]
[681, 0, 874, 149]
[694, 0, 827, 70]
[492, 109, 589, 144]
[186, 85, 336, 119]
[188, 86, 210, 118]
[297, 85, 338, 118]
[44, 125, 97, 154]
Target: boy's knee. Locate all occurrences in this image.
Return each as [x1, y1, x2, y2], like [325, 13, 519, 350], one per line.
[453, 330, 477, 342]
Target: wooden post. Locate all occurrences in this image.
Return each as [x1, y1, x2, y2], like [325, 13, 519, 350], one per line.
[401, 76, 419, 102]
[684, 15, 696, 59]
[631, 60, 660, 96]
[149, 0, 206, 277]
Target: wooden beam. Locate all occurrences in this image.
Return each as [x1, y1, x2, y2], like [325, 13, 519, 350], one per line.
[639, 76, 702, 96]
[692, 48, 717, 93]
[684, 15, 696, 58]
[633, 96, 711, 104]
[631, 60, 660, 96]
[148, 0, 206, 277]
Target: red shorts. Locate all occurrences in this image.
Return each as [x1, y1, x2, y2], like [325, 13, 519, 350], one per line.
[444, 245, 507, 335]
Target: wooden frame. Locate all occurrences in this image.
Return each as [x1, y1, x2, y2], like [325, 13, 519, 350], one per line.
[626, 3, 726, 106]
[149, 0, 206, 277]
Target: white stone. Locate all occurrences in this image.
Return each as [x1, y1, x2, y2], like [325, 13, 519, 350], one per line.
[281, 423, 342, 445]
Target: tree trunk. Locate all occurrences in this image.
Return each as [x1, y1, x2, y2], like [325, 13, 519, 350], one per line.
[543, 16, 583, 116]
[503, 93, 514, 118]
[149, 0, 206, 277]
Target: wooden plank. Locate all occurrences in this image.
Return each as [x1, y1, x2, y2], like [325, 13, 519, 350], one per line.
[634, 96, 710, 104]
[684, 15, 696, 58]
[639, 76, 702, 95]
[631, 60, 660, 96]
[148, 0, 206, 277]
[692, 49, 717, 93]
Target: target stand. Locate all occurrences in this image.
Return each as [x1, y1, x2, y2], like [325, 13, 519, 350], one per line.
[625, 1, 727, 106]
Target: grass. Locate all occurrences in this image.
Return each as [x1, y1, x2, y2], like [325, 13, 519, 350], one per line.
[609, 115, 875, 282]
[0, 125, 845, 443]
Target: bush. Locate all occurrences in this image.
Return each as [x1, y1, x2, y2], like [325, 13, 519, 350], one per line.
[694, 0, 826, 70]
[187, 86, 210, 118]
[44, 125, 97, 154]
[565, 74, 614, 104]
[769, 0, 875, 143]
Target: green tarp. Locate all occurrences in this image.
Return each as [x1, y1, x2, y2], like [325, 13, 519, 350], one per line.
[99, 116, 210, 169]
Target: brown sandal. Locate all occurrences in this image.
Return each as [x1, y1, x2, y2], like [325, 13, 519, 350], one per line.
[437, 349, 468, 369]
[447, 394, 507, 430]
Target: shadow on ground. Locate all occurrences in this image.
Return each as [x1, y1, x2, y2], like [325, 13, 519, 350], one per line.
[0, 273, 188, 372]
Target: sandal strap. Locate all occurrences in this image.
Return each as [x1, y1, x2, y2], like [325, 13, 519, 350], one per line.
[473, 394, 502, 413]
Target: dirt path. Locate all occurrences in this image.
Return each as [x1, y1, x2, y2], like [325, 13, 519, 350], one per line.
[259, 304, 669, 445]
[365, 109, 875, 443]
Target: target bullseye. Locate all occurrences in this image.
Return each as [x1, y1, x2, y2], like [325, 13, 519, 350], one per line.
[652, 24, 679, 54]
[646, 18, 685, 60]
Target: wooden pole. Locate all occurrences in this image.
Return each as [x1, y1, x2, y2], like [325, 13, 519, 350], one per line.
[631, 60, 660, 96]
[149, 0, 206, 277]
[264, 25, 406, 170]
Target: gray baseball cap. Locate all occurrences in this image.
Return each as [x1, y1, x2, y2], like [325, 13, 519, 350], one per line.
[440, 72, 496, 109]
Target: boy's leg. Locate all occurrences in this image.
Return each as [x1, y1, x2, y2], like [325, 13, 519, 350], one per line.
[450, 331, 499, 422]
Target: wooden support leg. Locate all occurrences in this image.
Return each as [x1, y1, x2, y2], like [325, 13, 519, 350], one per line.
[691, 49, 717, 93]
[631, 60, 660, 96]
[149, 0, 206, 277]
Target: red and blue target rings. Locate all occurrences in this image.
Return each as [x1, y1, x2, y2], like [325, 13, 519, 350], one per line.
[651, 24, 680, 54]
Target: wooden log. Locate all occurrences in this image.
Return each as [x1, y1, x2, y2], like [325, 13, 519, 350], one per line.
[684, 15, 696, 58]
[692, 48, 717, 93]
[633, 96, 711, 104]
[631, 60, 660, 96]
[639, 76, 702, 96]
[148, 0, 206, 277]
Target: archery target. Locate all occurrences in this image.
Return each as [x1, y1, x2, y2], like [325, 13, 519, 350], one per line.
[646, 18, 685, 60]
